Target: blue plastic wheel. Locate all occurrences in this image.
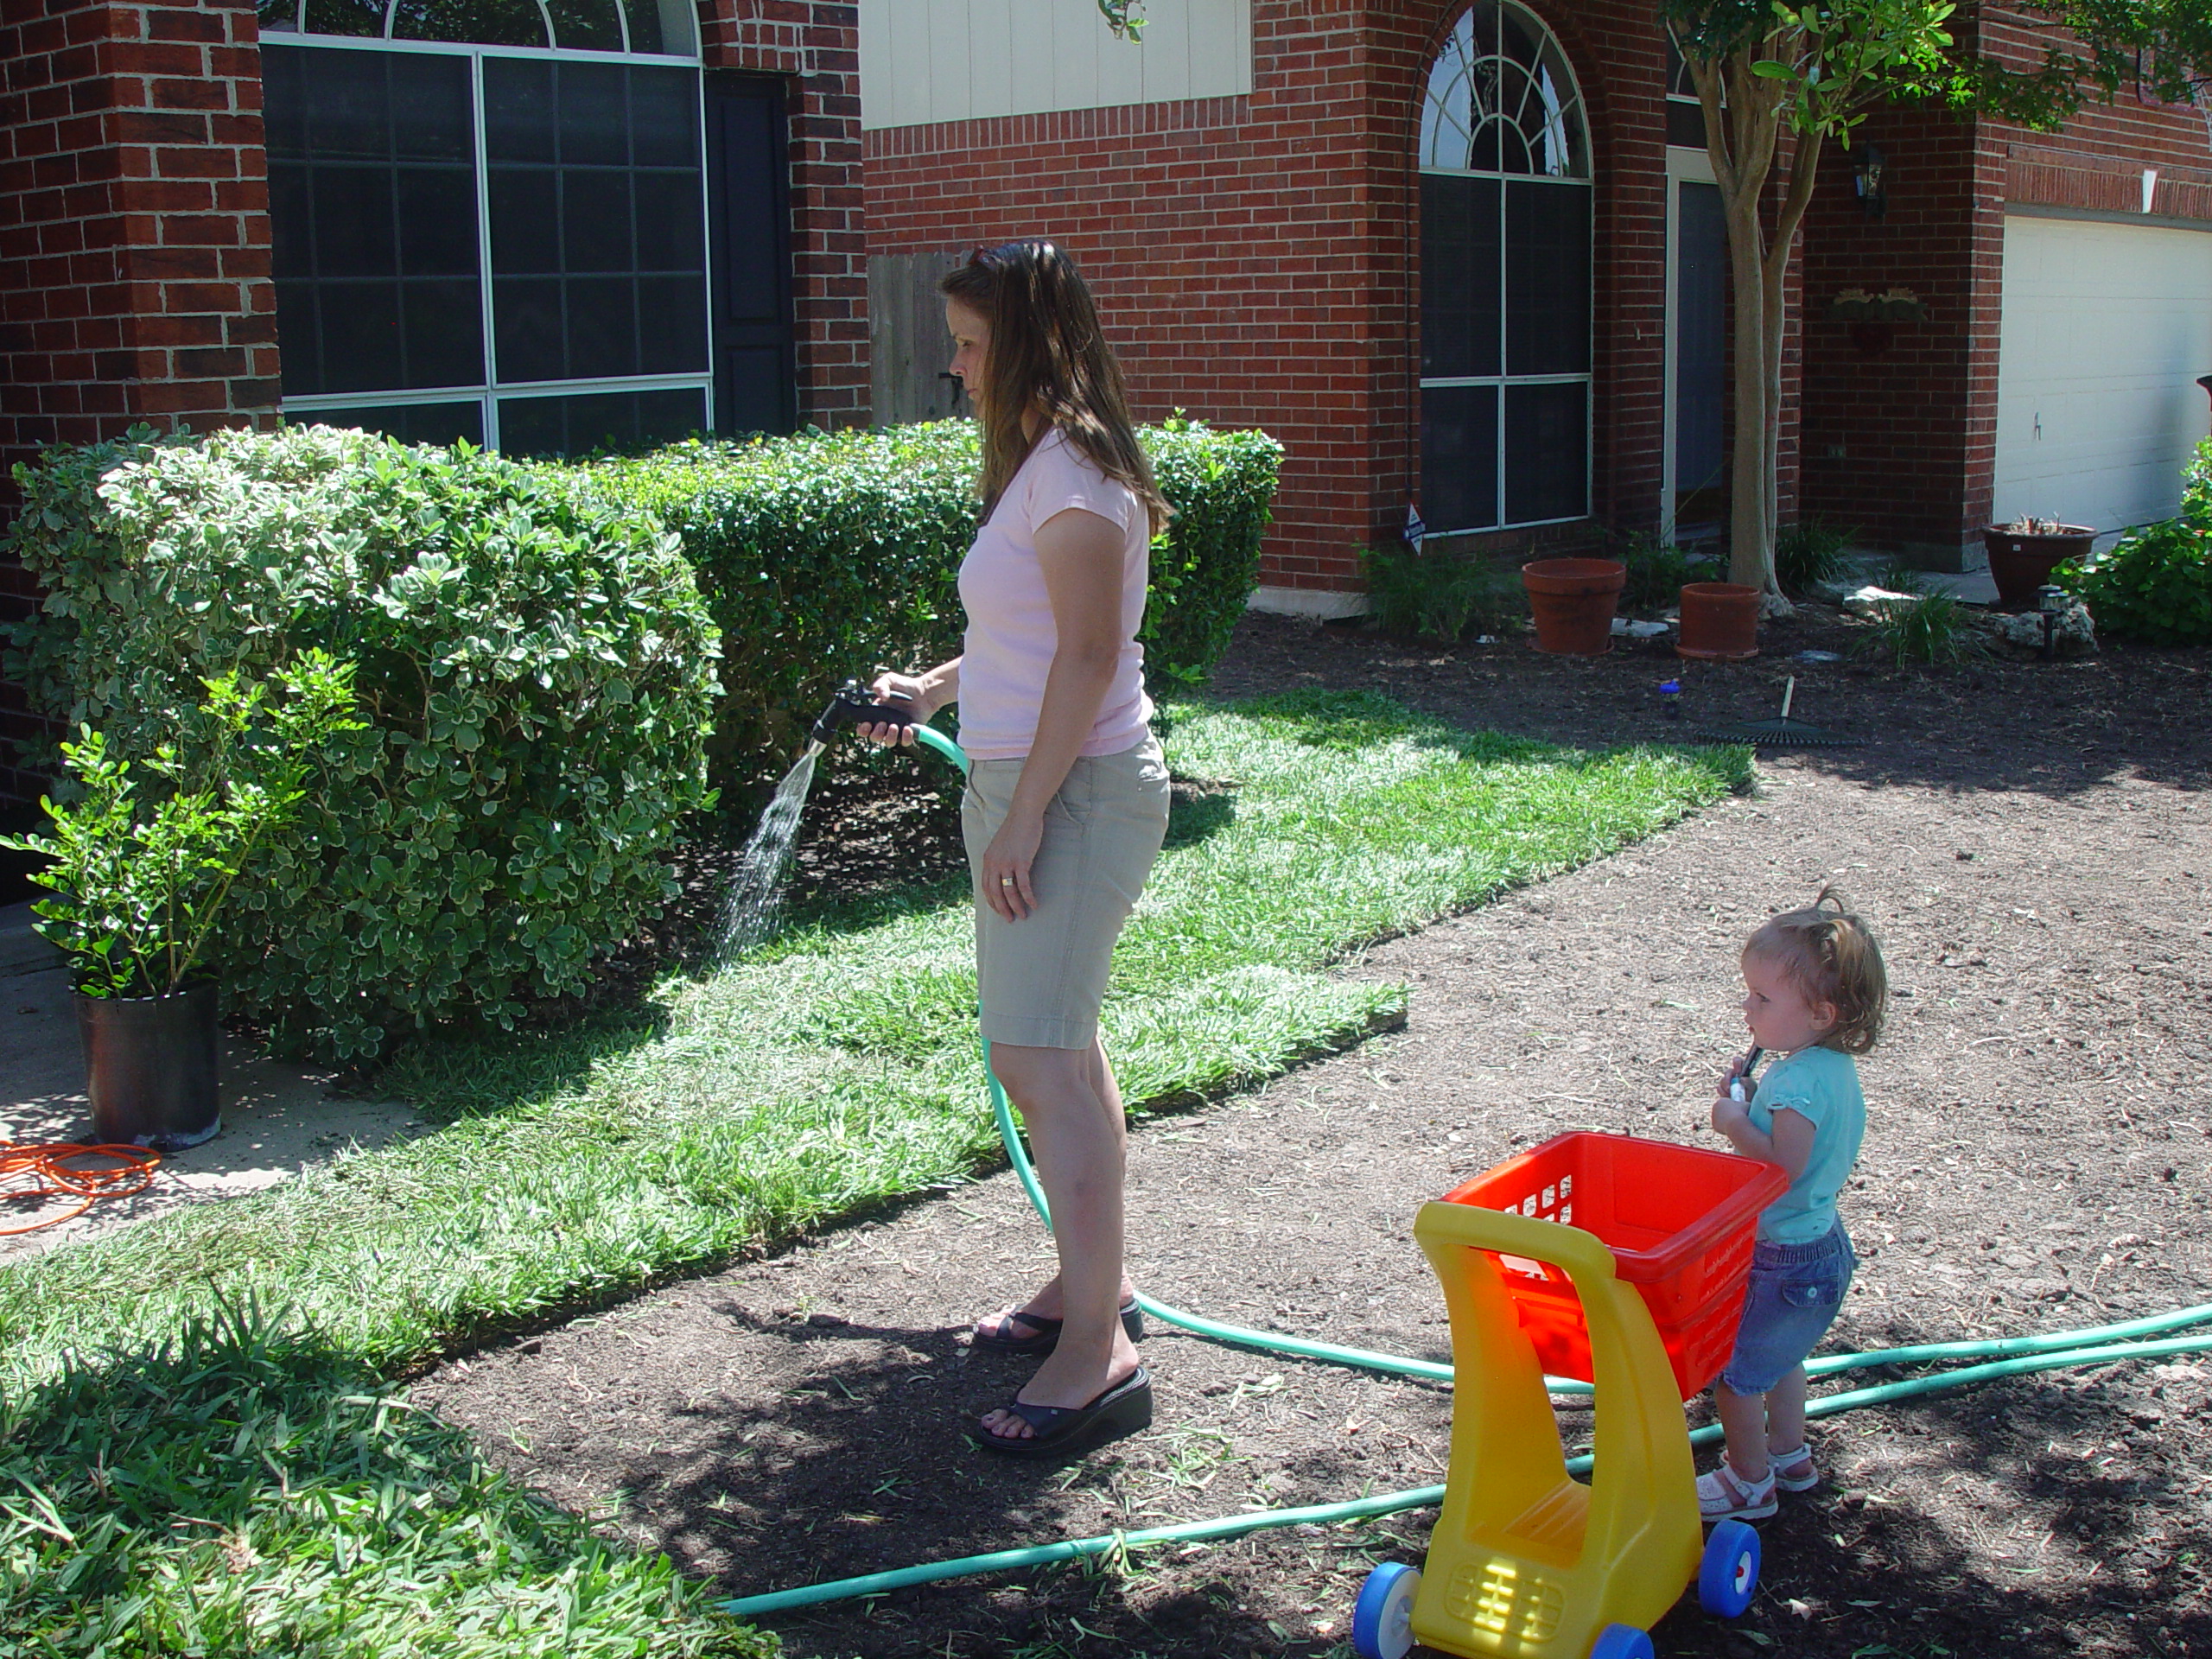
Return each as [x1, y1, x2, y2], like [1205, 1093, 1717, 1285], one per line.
[1699, 1517, 1762, 1618]
[1587, 1626, 1655, 1659]
[1351, 1561, 1421, 1659]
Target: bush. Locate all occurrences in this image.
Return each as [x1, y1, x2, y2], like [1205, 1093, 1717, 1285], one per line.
[1361, 543, 1524, 642]
[1775, 514, 1853, 596]
[1611, 530, 1719, 612]
[582, 415, 1282, 798]
[1854, 588, 1989, 668]
[2056, 518, 2212, 645]
[5, 425, 720, 1058]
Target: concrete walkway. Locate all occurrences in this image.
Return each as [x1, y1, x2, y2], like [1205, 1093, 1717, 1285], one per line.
[1, 902, 423, 1264]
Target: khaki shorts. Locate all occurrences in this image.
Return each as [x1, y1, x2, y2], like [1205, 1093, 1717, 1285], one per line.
[963, 734, 1171, 1049]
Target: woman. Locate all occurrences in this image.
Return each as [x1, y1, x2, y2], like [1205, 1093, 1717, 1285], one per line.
[861, 240, 1172, 1457]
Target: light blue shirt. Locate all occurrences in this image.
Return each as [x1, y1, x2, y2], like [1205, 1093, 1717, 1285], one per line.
[1749, 1045, 1866, 1243]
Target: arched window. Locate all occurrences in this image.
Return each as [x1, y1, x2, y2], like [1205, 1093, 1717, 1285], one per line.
[257, 0, 791, 455]
[1418, 2, 1592, 533]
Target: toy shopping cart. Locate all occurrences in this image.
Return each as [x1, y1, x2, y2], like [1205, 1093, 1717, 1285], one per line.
[1352, 1133, 1790, 1659]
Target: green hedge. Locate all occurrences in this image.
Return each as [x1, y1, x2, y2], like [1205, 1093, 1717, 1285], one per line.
[2056, 436, 2212, 646]
[4, 425, 720, 1058]
[579, 415, 1282, 798]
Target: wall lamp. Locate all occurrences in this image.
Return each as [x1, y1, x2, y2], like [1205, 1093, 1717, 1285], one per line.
[1852, 144, 1887, 220]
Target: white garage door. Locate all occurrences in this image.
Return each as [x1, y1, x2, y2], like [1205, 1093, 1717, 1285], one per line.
[1994, 213, 2212, 540]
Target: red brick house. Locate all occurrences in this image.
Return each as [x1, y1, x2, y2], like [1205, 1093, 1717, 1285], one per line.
[861, 1, 2212, 612]
[3, 0, 2209, 814]
[0, 0, 869, 810]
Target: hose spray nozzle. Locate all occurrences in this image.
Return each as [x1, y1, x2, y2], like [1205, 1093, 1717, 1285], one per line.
[809, 678, 918, 747]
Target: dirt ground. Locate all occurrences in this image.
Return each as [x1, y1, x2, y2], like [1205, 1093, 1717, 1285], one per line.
[417, 605, 2212, 1659]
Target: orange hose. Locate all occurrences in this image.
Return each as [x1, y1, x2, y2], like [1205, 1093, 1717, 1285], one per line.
[0, 1142, 161, 1236]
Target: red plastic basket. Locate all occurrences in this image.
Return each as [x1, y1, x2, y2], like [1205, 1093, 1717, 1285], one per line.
[1439, 1131, 1789, 1399]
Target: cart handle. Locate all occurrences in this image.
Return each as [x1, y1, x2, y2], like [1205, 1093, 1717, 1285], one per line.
[1413, 1200, 1620, 1281]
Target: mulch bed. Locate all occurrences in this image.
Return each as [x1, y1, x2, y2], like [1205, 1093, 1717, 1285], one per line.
[416, 603, 2212, 1658]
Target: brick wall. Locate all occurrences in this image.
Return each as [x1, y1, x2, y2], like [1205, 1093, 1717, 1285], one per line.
[867, 1, 1695, 601]
[1, 1, 868, 810]
[704, 0, 868, 427]
[0, 0, 276, 810]
[1801, 4, 2212, 564]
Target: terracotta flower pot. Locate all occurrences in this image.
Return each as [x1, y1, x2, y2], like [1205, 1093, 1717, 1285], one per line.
[1675, 582, 1763, 661]
[1982, 525, 2094, 611]
[1521, 558, 1626, 656]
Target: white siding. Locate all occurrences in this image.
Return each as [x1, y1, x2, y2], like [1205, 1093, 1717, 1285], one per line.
[860, 0, 1252, 130]
[1993, 214, 2212, 537]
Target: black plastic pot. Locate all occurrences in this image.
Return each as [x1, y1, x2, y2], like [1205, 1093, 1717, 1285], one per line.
[74, 981, 221, 1150]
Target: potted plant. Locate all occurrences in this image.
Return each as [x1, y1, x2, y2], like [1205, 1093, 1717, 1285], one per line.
[0, 657, 359, 1150]
[1982, 515, 2098, 610]
[1522, 557, 1628, 655]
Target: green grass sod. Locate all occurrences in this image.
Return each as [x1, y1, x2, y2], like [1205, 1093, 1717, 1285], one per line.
[0, 690, 1748, 1653]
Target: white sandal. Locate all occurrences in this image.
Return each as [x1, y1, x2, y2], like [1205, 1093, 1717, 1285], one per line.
[1696, 1458, 1777, 1521]
[1769, 1443, 1819, 1492]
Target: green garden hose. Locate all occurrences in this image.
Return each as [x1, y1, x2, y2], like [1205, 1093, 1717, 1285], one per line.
[717, 719, 2212, 1621]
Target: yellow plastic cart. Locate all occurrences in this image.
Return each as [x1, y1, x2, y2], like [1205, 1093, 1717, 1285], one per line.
[1351, 1132, 1786, 1659]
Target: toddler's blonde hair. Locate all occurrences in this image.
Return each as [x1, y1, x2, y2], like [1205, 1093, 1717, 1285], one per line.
[1744, 887, 1886, 1054]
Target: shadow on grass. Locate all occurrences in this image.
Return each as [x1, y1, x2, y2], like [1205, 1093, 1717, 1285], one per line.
[0, 1302, 766, 1656]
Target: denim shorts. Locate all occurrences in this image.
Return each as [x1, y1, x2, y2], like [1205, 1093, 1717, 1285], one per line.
[1719, 1222, 1857, 1395]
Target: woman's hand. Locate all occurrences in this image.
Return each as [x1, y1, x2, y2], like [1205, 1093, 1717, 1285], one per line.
[980, 806, 1044, 920]
[858, 670, 941, 747]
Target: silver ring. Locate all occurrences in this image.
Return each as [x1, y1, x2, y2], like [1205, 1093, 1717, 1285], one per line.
[999, 876, 1014, 885]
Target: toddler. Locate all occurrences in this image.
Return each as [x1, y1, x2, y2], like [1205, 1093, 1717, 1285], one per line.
[1700, 887, 1887, 1522]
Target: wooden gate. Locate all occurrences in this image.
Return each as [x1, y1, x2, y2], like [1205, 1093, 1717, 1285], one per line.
[869, 251, 970, 425]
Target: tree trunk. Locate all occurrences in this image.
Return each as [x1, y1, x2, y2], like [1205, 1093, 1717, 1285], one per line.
[1690, 40, 1821, 604]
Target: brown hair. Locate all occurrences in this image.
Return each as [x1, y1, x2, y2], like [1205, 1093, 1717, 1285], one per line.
[940, 239, 1171, 535]
[1744, 887, 1888, 1055]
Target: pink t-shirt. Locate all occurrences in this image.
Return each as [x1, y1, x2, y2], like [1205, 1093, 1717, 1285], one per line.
[956, 427, 1154, 760]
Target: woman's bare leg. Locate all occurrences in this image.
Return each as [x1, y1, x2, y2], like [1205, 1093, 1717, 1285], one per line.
[978, 1037, 1140, 1439]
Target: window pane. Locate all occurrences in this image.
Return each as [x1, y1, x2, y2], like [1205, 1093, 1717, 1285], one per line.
[264, 48, 482, 398]
[390, 0, 549, 48]
[1421, 173, 1500, 379]
[318, 280, 404, 392]
[638, 274, 707, 372]
[1667, 99, 1708, 149]
[404, 279, 487, 386]
[485, 60, 559, 164]
[1503, 382, 1587, 524]
[623, 0, 699, 56]
[302, 0, 381, 36]
[298, 400, 487, 448]
[564, 275, 636, 378]
[397, 168, 480, 275]
[486, 59, 708, 385]
[310, 166, 397, 278]
[274, 282, 321, 395]
[546, 0, 625, 51]
[494, 276, 566, 381]
[563, 169, 632, 272]
[497, 387, 704, 457]
[630, 66, 700, 166]
[1421, 384, 1499, 534]
[1506, 181, 1589, 376]
[259, 1, 302, 33]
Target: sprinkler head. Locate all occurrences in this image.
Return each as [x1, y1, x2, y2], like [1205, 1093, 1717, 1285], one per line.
[809, 678, 917, 747]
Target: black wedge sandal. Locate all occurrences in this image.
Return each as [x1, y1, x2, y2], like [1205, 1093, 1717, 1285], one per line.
[972, 1367, 1154, 1459]
[972, 1295, 1143, 1356]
